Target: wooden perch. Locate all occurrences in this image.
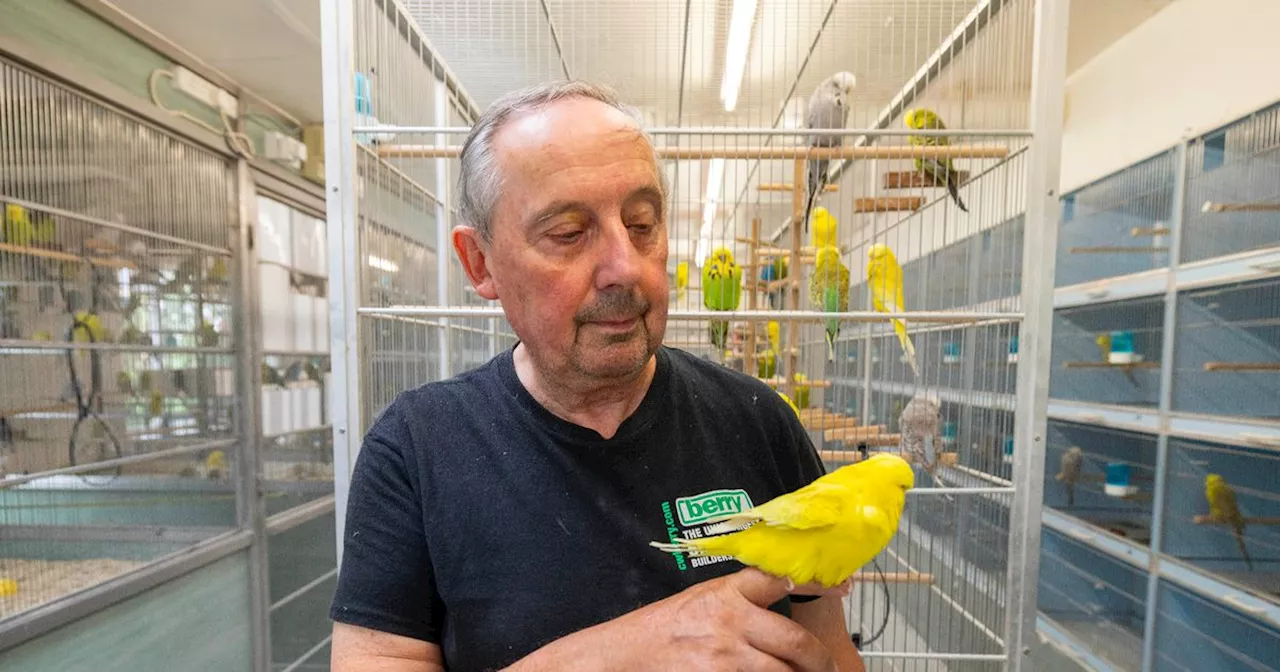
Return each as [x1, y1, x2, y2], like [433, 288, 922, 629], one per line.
[854, 571, 933, 584]
[1202, 201, 1280, 213]
[0, 243, 137, 270]
[759, 183, 838, 193]
[824, 426, 890, 442]
[1193, 515, 1280, 526]
[759, 377, 831, 388]
[1068, 246, 1169, 254]
[1130, 227, 1171, 237]
[1063, 361, 1160, 370]
[819, 449, 871, 462]
[881, 170, 970, 190]
[379, 145, 1012, 161]
[854, 197, 923, 213]
[1203, 362, 1280, 372]
[804, 417, 860, 431]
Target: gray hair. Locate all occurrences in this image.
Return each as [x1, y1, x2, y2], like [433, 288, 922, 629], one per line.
[455, 80, 667, 242]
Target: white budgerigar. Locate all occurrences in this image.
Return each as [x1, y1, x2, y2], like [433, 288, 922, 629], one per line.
[801, 71, 857, 234]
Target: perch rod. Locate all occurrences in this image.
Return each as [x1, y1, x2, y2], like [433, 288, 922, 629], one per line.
[0, 243, 137, 270]
[1068, 246, 1169, 254]
[1203, 362, 1280, 372]
[377, 145, 1012, 161]
[759, 183, 837, 193]
[1193, 515, 1280, 526]
[356, 306, 1023, 325]
[1062, 361, 1160, 369]
[355, 125, 1031, 138]
[1202, 201, 1280, 213]
[1130, 227, 1170, 237]
[758, 377, 831, 388]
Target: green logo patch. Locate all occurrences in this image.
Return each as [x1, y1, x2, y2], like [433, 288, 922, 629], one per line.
[676, 489, 754, 526]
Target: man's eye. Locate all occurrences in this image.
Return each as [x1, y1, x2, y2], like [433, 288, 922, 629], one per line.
[551, 231, 584, 244]
[629, 222, 656, 235]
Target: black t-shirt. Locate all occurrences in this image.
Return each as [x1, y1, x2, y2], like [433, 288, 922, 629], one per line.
[329, 345, 827, 671]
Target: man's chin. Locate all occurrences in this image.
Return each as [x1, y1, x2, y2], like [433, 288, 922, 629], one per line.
[572, 333, 657, 379]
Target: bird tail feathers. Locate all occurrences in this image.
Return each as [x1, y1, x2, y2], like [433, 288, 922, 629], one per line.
[894, 319, 919, 376]
[1233, 526, 1253, 571]
[946, 171, 968, 213]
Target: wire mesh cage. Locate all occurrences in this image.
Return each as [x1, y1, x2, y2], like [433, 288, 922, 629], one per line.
[1181, 100, 1280, 266]
[1055, 149, 1177, 289]
[1162, 438, 1279, 596]
[1151, 580, 1280, 672]
[322, 0, 1072, 667]
[1037, 527, 1148, 672]
[1171, 277, 1280, 421]
[1050, 296, 1166, 409]
[1043, 421, 1157, 548]
[0, 56, 243, 620]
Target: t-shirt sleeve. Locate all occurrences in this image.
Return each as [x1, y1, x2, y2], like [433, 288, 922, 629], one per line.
[329, 401, 444, 642]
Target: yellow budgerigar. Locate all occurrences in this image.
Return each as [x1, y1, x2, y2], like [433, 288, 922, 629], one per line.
[766, 320, 780, 352]
[810, 206, 838, 250]
[867, 243, 919, 377]
[650, 452, 914, 589]
[674, 261, 689, 301]
[1205, 474, 1252, 571]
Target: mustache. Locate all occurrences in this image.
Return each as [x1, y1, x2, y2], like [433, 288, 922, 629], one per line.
[575, 290, 651, 324]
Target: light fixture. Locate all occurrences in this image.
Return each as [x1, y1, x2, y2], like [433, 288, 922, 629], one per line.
[367, 255, 399, 273]
[697, 158, 726, 266]
[719, 0, 758, 112]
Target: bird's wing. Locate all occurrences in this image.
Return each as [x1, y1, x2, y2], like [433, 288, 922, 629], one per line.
[707, 481, 851, 530]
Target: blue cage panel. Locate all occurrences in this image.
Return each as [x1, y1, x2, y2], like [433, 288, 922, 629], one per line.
[1181, 101, 1280, 265]
[1172, 277, 1280, 421]
[1045, 421, 1157, 547]
[1050, 297, 1165, 408]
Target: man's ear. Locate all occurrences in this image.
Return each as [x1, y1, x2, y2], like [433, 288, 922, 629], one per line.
[452, 226, 499, 300]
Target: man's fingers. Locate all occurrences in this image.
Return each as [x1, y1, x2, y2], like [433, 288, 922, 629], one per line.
[736, 649, 796, 672]
[725, 568, 793, 608]
[738, 606, 836, 672]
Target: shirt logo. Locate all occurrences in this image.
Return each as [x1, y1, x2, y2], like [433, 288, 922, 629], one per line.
[675, 489, 755, 526]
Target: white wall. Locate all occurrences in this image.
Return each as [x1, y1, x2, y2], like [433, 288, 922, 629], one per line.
[1060, 0, 1280, 192]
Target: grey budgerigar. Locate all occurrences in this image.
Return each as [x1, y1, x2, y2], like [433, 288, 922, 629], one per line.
[802, 71, 857, 233]
[1056, 446, 1084, 507]
[899, 394, 943, 489]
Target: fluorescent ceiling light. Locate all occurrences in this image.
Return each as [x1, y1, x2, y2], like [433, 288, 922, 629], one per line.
[719, 0, 758, 112]
[368, 255, 399, 273]
[697, 158, 726, 266]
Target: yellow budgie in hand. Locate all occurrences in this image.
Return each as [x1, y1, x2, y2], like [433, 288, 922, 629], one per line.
[651, 453, 914, 589]
[867, 243, 919, 377]
[1205, 474, 1252, 571]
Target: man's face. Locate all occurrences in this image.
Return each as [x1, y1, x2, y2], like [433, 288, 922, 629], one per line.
[468, 97, 669, 382]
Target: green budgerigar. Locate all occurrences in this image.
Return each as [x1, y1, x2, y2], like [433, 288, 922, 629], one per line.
[904, 108, 968, 213]
[808, 245, 849, 362]
[701, 247, 742, 352]
[1205, 474, 1252, 571]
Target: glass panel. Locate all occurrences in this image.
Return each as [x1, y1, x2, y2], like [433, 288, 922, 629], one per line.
[0, 552, 252, 671]
[1038, 528, 1147, 671]
[1181, 101, 1280, 265]
[1163, 438, 1279, 594]
[1055, 150, 1176, 288]
[1153, 580, 1280, 672]
[1044, 421, 1157, 547]
[1050, 298, 1165, 409]
[1172, 278, 1280, 421]
[269, 513, 336, 671]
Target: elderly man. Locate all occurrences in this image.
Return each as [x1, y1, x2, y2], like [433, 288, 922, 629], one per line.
[329, 81, 865, 672]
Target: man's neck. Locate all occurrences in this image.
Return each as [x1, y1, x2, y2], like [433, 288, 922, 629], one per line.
[513, 345, 656, 440]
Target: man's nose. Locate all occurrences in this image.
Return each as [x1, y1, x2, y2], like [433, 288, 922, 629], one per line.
[595, 215, 643, 289]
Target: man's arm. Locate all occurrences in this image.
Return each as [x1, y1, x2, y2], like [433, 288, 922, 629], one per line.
[792, 596, 866, 672]
[332, 622, 446, 672]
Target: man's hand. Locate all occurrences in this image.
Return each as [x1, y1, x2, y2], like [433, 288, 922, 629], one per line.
[505, 568, 839, 672]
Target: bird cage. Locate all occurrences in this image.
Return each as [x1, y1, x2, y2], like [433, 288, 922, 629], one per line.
[320, 0, 1072, 668]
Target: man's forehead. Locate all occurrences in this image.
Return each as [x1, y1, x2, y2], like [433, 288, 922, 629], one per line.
[494, 98, 650, 163]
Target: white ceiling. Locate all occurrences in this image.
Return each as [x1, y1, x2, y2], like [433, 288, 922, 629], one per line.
[105, 0, 1175, 261]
